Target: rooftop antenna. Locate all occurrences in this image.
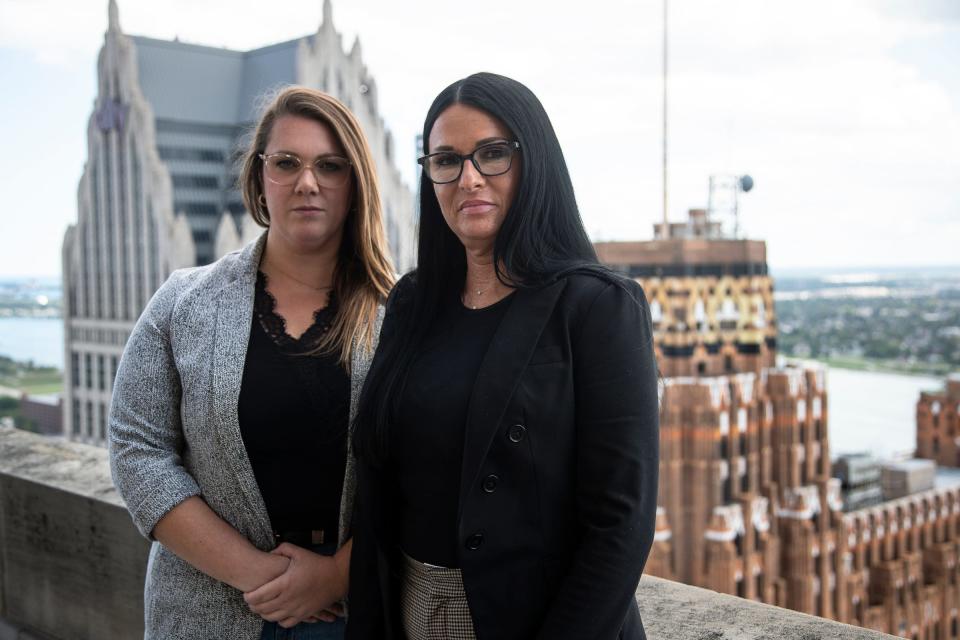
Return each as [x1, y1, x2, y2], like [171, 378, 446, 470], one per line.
[662, 0, 669, 236]
[707, 174, 754, 238]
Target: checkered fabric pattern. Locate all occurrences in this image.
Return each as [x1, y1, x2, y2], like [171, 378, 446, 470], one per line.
[401, 552, 477, 640]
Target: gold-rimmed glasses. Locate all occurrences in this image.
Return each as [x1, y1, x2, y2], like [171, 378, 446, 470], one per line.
[259, 152, 352, 188]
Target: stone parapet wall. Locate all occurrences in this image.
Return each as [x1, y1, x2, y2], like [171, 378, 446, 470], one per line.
[0, 427, 149, 639]
[0, 427, 894, 640]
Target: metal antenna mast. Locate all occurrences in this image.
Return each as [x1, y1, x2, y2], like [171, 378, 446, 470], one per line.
[662, 0, 669, 235]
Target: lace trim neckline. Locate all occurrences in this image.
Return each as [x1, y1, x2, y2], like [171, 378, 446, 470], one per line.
[255, 270, 336, 351]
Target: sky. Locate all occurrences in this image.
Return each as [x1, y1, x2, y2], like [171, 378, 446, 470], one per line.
[0, 0, 958, 278]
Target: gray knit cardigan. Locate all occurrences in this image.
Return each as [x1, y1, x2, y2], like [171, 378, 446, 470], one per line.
[108, 233, 383, 640]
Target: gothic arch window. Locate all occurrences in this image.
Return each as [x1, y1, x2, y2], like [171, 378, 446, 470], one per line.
[649, 299, 663, 325]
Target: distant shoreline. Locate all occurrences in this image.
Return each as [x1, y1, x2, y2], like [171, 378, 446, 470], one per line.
[784, 355, 953, 380]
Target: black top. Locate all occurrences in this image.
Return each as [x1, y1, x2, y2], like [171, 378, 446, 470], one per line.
[238, 271, 349, 534]
[394, 292, 514, 567]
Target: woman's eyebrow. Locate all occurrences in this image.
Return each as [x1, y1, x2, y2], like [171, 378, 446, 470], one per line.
[430, 137, 510, 152]
[268, 150, 347, 159]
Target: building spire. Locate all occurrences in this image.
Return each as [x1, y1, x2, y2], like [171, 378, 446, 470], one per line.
[322, 0, 333, 28]
[108, 0, 121, 32]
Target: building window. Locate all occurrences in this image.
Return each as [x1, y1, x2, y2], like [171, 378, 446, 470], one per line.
[104, 135, 115, 320]
[84, 353, 93, 389]
[157, 146, 225, 162]
[118, 130, 129, 320]
[91, 157, 100, 318]
[172, 175, 220, 189]
[71, 353, 80, 387]
[86, 401, 94, 439]
[111, 356, 119, 388]
[174, 202, 219, 216]
[132, 141, 144, 314]
[98, 355, 106, 391]
[72, 399, 81, 436]
[99, 401, 107, 441]
[148, 202, 159, 290]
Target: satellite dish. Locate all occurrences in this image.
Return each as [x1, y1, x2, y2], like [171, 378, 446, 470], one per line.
[739, 175, 754, 193]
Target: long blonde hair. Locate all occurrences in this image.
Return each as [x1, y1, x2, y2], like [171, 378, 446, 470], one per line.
[239, 86, 395, 371]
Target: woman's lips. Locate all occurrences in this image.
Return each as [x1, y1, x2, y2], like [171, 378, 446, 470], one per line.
[459, 200, 495, 214]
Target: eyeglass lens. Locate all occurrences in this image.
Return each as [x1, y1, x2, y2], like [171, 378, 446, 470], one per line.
[425, 142, 515, 184]
[263, 154, 351, 188]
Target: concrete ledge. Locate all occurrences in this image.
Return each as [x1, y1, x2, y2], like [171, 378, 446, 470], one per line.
[637, 574, 896, 639]
[0, 426, 120, 505]
[0, 427, 896, 640]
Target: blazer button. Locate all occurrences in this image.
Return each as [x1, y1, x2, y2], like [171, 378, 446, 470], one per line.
[465, 533, 484, 550]
[482, 474, 499, 493]
[508, 424, 526, 443]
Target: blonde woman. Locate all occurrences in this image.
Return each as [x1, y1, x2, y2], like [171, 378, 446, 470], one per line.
[109, 86, 394, 640]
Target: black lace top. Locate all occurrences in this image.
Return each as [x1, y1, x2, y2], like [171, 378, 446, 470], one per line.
[237, 271, 349, 535]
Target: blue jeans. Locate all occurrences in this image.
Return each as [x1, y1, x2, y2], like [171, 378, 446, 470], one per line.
[259, 542, 346, 640]
[259, 618, 345, 640]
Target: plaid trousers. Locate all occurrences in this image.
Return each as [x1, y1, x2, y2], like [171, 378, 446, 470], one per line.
[401, 552, 477, 640]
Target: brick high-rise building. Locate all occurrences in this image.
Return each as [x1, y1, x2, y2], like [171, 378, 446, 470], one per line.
[917, 374, 960, 468]
[598, 210, 960, 639]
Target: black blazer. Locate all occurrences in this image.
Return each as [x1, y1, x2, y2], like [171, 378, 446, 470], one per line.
[348, 272, 660, 640]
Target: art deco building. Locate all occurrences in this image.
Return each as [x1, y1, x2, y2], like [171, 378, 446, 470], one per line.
[62, 0, 416, 445]
[599, 211, 960, 639]
[595, 208, 776, 378]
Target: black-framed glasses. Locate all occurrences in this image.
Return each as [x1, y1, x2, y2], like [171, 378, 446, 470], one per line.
[417, 140, 521, 184]
[259, 152, 352, 188]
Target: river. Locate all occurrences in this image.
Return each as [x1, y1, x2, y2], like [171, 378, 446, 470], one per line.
[0, 317, 63, 368]
[823, 367, 942, 459]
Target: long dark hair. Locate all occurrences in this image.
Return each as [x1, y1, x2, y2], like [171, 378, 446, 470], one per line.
[353, 72, 613, 467]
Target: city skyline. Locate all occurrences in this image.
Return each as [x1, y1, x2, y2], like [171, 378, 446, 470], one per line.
[1, 0, 958, 277]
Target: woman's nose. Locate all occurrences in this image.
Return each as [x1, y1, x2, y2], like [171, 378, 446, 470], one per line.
[294, 165, 321, 194]
[458, 158, 484, 190]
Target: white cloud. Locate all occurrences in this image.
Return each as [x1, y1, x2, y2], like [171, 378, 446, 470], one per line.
[0, 0, 957, 276]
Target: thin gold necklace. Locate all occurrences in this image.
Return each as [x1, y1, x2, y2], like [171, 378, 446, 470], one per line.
[265, 259, 333, 292]
[461, 286, 489, 310]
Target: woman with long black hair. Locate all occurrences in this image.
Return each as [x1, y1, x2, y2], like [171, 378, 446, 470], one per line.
[347, 72, 659, 640]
